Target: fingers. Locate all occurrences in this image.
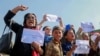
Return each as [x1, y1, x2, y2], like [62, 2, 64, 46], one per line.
[43, 14, 47, 21]
[15, 5, 28, 11]
[32, 42, 39, 48]
[79, 27, 82, 31]
[31, 42, 41, 51]
[78, 27, 82, 32]
[11, 5, 28, 13]
[20, 5, 28, 11]
[70, 44, 77, 52]
[57, 17, 62, 21]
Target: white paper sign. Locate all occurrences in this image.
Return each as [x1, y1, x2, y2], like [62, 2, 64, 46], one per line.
[81, 22, 94, 32]
[74, 40, 90, 54]
[91, 34, 97, 42]
[91, 34, 100, 48]
[21, 28, 45, 46]
[46, 14, 60, 22]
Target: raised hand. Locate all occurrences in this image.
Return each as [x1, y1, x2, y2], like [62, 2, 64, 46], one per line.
[70, 44, 77, 52]
[43, 14, 48, 21]
[11, 5, 28, 14]
[57, 17, 61, 20]
[78, 27, 83, 33]
[66, 44, 77, 56]
[31, 42, 43, 55]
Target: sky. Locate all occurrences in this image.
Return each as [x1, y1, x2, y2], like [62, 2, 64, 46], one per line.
[0, 0, 100, 36]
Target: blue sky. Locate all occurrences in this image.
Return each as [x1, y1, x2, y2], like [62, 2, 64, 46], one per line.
[0, 0, 100, 36]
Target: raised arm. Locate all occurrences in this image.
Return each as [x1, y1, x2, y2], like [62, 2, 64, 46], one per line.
[4, 5, 28, 33]
[11, 5, 28, 14]
[38, 14, 47, 28]
[76, 27, 83, 39]
[58, 17, 64, 29]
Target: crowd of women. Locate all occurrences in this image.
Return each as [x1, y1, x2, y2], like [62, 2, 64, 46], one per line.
[1, 5, 100, 56]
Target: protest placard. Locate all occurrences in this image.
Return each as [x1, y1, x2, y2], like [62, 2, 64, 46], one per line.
[91, 34, 97, 42]
[46, 14, 60, 22]
[91, 34, 100, 48]
[74, 40, 90, 54]
[81, 22, 94, 32]
[21, 28, 45, 46]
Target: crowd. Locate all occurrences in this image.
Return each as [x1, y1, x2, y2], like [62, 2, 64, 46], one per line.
[0, 5, 100, 56]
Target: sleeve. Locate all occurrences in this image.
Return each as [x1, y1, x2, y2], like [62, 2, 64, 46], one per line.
[36, 25, 42, 30]
[45, 42, 53, 56]
[62, 43, 70, 56]
[4, 10, 22, 33]
[76, 30, 83, 40]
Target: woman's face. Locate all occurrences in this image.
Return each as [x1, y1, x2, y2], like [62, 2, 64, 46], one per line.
[25, 14, 37, 28]
[65, 30, 75, 42]
[82, 33, 89, 40]
[44, 26, 52, 36]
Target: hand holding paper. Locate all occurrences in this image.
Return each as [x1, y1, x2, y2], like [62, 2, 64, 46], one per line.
[21, 28, 45, 46]
[43, 14, 47, 21]
[91, 33, 100, 48]
[91, 34, 97, 42]
[81, 22, 94, 32]
[74, 40, 90, 54]
[70, 44, 77, 52]
[45, 14, 60, 22]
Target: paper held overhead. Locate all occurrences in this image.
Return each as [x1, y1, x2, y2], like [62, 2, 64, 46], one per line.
[46, 14, 60, 22]
[81, 22, 94, 32]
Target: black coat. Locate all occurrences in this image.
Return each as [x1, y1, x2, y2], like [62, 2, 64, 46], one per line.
[4, 10, 32, 56]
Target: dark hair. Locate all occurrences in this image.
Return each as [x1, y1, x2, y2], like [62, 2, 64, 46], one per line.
[42, 26, 50, 31]
[64, 28, 75, 36]
[61, 30, 69, 43]
[52, 26, 63, 33]
[63, 30, 69, 37]
[61, 29, 75, 43]
[23, 13, 37, 28]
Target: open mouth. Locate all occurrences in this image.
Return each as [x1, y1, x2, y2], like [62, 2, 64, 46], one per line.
[29, 21, 34, 24]
[28, 21, 36, 26]
[29, 22, 33, 24]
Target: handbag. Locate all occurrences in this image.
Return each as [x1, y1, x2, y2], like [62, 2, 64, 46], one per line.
[0, 21, 13, 54]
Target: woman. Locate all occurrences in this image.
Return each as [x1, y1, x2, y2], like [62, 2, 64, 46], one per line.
[4, 5, 46, 56]
[62, 29, 77, 56]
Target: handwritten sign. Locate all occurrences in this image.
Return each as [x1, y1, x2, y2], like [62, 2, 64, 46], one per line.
[46, 14, 60, 22]
[74, 40, 90, 54]
[81, 22, 94, 32]
[21, 28, 45, 46]
[91, 34, 100, 48]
